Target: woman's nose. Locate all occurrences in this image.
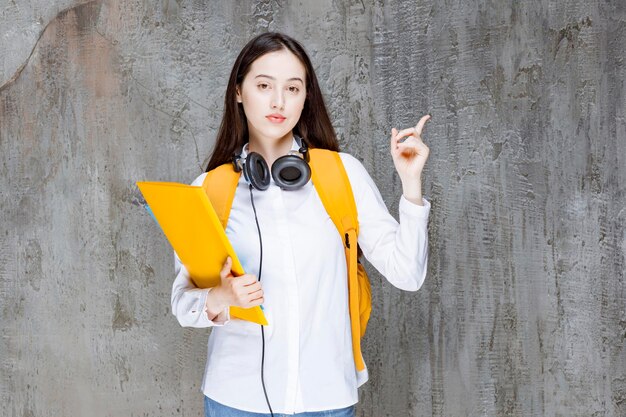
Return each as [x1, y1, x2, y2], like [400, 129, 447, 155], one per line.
[271, 91, 285, 110]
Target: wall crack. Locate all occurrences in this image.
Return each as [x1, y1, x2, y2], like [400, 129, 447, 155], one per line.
[0, 0, 101, 94]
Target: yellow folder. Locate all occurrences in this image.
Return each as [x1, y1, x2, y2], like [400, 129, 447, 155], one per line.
[136, 181, 268, 325]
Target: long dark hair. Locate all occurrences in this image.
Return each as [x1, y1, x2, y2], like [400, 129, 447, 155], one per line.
[205, 32, 339, 172]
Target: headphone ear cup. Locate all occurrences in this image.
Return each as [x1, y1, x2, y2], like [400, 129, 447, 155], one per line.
[271, 154, 311, 190]
[244, 152, 271, 191]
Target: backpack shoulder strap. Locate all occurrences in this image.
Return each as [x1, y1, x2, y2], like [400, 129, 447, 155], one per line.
[308, 148, 366, 371]
[308, 149, 359, 237]
[201, 164, 241, 229]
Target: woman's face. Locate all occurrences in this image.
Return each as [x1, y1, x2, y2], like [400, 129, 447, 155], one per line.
[236, 49, 307, 146]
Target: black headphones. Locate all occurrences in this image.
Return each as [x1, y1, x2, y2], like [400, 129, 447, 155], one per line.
[232, 135, 311, 191]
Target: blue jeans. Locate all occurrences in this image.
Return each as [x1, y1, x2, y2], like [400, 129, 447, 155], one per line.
[204, 395, 356, 417]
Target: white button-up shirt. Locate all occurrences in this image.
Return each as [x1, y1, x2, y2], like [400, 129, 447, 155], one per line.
[171, 139, 430, 414]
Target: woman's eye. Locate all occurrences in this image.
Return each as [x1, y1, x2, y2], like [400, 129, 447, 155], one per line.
[258, 83, 270, 90]
[288, 86, 300, 93]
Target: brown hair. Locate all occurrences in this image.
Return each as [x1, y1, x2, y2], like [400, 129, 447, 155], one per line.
[205, 32, 339, 172]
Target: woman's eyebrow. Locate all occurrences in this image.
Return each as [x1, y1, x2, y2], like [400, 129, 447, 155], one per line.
[254, 74, 304, 83]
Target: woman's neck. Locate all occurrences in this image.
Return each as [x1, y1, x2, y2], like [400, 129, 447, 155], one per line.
[248, 132, 294, 167]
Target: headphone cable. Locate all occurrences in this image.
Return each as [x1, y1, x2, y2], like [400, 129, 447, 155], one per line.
[249, 184, 274, 417]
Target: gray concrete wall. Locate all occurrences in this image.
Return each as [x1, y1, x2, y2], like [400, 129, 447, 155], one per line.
[1, 1, 624, 416]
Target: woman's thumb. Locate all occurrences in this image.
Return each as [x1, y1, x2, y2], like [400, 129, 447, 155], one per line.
[220, 256, 232, 278]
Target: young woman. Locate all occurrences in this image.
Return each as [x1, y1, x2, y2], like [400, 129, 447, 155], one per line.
[171, 32, 431, 417]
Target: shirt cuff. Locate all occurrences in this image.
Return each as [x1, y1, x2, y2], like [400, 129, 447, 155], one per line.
[200, 288, 231, 326]
[399, 195, 431, 219]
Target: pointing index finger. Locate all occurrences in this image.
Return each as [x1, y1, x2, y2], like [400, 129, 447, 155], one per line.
[415, 114, 431, 136]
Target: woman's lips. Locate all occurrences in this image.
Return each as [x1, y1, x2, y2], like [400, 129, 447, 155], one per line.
[266, 115, 286, 123]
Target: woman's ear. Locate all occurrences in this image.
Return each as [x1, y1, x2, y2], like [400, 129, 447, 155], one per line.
[236, 86, 242, 103]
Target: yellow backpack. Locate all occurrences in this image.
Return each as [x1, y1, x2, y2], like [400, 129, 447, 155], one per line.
[202, 148, 371, 372]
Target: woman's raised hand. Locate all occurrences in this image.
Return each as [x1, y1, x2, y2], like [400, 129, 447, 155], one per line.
[389, 114, 431, 205]
[205, 256, 264, 319]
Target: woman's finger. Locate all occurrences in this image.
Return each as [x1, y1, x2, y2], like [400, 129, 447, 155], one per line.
[397, 140, 427, 153]
[394, 127, 417, 143]
[398, 136, 419, 149]
[248, 296, 264, 307]
[415, 114, 431, 136]
[390, 128, 398, 148]
[245, 281, 262, 293]
[239, 274, 258, 286]
[248, 287, 264, 299]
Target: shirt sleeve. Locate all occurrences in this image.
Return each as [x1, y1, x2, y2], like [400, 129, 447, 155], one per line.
[170, 172, 230, 328]
[339, 153, 430, 292]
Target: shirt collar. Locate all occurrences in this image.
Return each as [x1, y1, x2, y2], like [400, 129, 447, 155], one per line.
[241, 135, 302, 159]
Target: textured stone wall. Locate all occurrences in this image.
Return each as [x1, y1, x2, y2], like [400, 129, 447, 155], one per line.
[1, 1, 624, 416]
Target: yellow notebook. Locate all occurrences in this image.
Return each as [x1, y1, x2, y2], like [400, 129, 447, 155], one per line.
[136, 181, 268, 325]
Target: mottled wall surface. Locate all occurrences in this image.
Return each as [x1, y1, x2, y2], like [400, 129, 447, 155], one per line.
[1, 1, 624, 416]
